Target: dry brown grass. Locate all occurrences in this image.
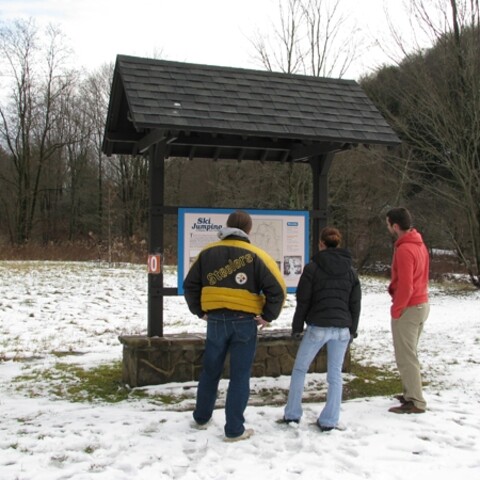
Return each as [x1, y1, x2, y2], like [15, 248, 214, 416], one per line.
[0, 241, 470, 281]
[0, 240, 148, 264]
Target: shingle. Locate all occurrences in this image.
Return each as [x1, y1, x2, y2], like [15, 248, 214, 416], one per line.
[108, 55, 399, 145]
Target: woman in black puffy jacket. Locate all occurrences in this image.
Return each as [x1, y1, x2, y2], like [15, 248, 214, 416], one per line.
[282, 227, 361, 431]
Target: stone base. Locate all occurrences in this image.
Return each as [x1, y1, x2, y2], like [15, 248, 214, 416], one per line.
[119, 329, 351, 387]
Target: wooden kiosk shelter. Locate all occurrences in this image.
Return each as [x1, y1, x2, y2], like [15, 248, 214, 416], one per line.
[102, 55, 399, 386]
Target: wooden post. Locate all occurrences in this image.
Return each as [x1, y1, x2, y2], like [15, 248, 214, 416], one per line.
[147, 142, 166, 337]
[310, 153, 335, 252]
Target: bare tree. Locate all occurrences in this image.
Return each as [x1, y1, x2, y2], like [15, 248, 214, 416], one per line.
[61, 90, 98, 240]
[0, 18, 76, 243]
[363, 0, 480, 286]
[250, 0, 369, 265]
[251, 0, 359, 77]
[80, 63, 114, 240]
[105, 154, 149, 242]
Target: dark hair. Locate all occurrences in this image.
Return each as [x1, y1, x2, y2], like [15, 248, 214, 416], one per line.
[386, 207, 412, 231]
[227, 210, 252, 234]
[320, 227, 342, 248]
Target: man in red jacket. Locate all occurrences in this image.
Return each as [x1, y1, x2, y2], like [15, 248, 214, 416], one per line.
[386, 207, 430, 414]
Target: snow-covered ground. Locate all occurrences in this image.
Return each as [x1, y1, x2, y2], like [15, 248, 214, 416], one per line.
[0, 261, 479, 480]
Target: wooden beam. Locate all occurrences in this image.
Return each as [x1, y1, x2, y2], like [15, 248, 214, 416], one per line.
[138, 129, 167, 154]
[310, 153, 335, 252]
[291, 142, 342, 161]
[237, 148, 246, 161]
[188, 145, 196, 161]
[213, 146, 222, 161]
[148, 141, 167, 337]
[105, 132, 143, 143]
[171, 133, 291, 152]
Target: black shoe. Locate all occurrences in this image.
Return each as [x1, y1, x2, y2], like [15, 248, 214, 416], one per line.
[394, 394, 407, 404]
[277, 416, 300, 425]
[319, 425, 335, 432]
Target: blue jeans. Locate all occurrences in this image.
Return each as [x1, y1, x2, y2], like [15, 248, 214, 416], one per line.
[193, 312, 257, 438]
[284, 325, 350, 427]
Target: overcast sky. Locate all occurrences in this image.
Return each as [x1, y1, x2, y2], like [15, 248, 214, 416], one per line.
[0, 0, 417, 79]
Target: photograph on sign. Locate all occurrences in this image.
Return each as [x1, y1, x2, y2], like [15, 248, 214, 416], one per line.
[177, 208, 309, 294]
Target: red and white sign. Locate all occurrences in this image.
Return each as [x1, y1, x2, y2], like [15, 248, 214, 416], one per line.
[147, 254, 162, 274]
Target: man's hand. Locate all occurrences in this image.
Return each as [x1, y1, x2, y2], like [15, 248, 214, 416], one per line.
[255, 316, 269, 329]
[291, 332, 303, 340]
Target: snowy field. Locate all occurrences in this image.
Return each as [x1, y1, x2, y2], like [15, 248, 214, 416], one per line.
[0, 261, 479, 480]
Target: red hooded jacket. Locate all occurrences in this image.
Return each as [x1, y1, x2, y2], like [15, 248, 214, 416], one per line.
[388, 229, 429, 319]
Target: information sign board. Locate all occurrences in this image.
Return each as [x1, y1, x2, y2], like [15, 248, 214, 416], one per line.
[177, 208, 309, 294]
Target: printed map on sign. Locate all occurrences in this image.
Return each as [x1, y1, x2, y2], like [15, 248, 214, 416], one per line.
[250, 219, 283, 265]
[178, 208, 309, 293]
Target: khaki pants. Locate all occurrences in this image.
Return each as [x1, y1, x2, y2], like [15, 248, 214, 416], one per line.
[391, 303, 430, 410]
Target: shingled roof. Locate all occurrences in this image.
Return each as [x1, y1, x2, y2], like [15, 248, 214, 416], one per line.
[102, 55, 399, 161]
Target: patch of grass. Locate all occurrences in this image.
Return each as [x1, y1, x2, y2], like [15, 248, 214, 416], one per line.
[57, 362, 131, 403]
[343, 363, 403, 400]
[152, 394, 188, 404]
[12, 359, 410, 407]
[430, 278, 478, 295]
[13, 361, 132, 403]
[247, 364, 405, 406]
[51, 350, 85, 358]
[13, 361, 192, 405]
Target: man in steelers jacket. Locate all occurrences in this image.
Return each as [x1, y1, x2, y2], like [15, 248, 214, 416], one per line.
[184, 210, 286, 442]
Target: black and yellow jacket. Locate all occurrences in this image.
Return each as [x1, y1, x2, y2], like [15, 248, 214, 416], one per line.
[183, 229, 286, 322]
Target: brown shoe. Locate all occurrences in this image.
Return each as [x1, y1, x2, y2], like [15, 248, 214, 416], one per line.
[389, 401, 425, 414]
[394, 394, 407, 404]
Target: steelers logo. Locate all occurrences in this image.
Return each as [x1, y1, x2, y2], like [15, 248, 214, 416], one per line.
[235, 272, 248, 285]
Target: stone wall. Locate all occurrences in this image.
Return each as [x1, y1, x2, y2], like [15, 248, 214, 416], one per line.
[120, 329, 351, 387]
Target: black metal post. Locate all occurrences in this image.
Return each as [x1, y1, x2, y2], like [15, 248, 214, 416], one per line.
[147, 142, 166, 337]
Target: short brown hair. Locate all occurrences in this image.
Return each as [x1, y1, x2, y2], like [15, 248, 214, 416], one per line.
[386, 207, 412, 231]
[320, 227, 342, 248]
[227, 210, 252, 234]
